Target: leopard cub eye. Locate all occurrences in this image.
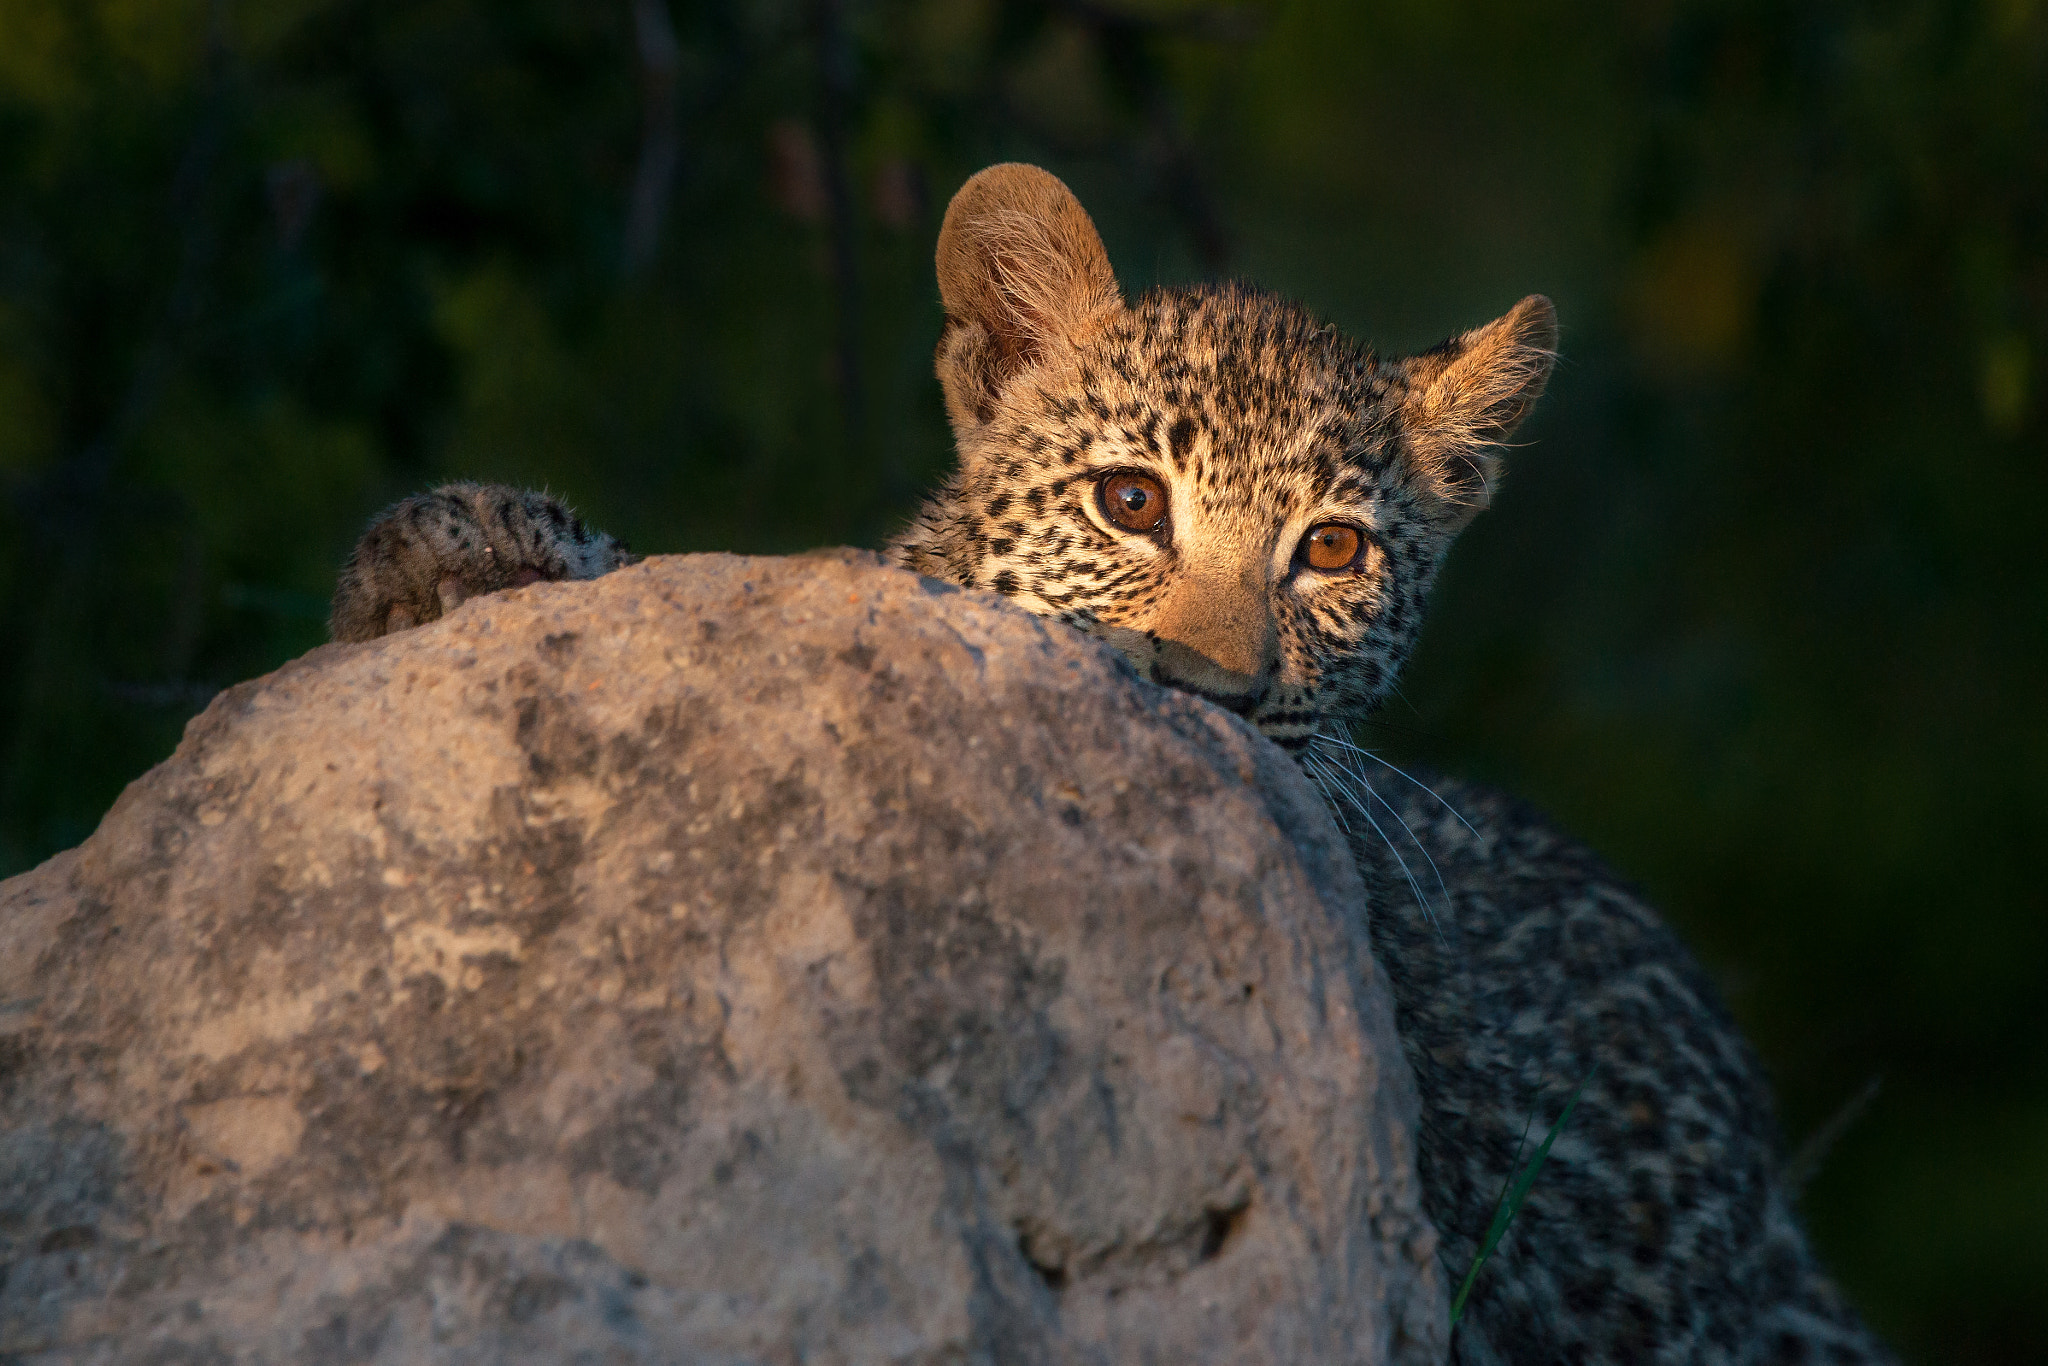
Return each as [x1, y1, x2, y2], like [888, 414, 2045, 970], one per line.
[1099, 471, 1169, 534]
[1300, 523, 1365, 572]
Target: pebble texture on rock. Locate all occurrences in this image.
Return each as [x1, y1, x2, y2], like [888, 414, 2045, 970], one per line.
[0, 550, 1444, 1364]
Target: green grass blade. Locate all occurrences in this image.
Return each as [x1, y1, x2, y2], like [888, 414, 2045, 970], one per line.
[1450, 1116, 1532, 1326]
[1449, 1074, 1591, 1328]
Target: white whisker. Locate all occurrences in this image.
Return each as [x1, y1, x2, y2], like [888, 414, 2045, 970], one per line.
[1302, 746, 1441, 936]
[1358, 766, 1455, 911]
[1311, 739, 1455, 910]
[1315, 731, 1480, 840]
[1301, 752, 1355, 837]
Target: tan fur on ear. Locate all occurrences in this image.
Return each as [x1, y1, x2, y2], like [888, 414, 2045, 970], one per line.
[1399, 294, 1558, 527]
[933, 164, 1122, 430]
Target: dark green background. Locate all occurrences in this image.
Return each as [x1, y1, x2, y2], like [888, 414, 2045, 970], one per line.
[2, 2, 2041, 1359]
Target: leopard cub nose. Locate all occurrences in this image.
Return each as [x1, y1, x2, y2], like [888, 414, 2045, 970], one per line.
[1195, 682, 1265, 717]
[1150, 636, 1271, 717]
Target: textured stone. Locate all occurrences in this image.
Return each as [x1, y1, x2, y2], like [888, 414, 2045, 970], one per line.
[0, 550, 1444, 1363]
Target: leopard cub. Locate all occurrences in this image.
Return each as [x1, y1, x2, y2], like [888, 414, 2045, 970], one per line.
[327, 164, 1895, 1366]
[892, 165, 1893, 1365]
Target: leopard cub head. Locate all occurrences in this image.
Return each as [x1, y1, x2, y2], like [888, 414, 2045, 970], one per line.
[890, 164, 1556, 750]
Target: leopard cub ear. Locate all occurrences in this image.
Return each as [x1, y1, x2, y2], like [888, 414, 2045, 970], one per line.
[933, 163, 1124, 433]
[1396, 294, 1558, 530]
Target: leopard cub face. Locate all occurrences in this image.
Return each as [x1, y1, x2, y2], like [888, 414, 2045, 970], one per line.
[890, 165, 1556, 749]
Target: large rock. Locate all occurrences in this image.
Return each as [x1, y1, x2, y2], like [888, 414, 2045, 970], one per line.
[0, 550, 1444, 1363]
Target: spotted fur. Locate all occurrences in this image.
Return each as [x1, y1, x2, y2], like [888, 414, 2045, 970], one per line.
[329, 481, 634, 643]
[887, 164, 1560, 757]
[890, 281, 1530, 748]
[326, 164, 1896, 1365]
[1322, 762, 1894, 1365]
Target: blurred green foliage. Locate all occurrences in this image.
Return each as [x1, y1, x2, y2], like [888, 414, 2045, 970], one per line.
[1, 1, 2042, 1359]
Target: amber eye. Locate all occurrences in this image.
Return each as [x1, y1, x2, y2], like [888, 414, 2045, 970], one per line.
[1099, 471, 1169, 534]
[1300, 523, 1365, 572]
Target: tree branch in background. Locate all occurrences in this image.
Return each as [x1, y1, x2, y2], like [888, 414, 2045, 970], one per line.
[1783, 1076, 1883, 1198]
[0, 1, 234, 822]
[1055, 0, 1264, 45]
[972, 1, 1259, 273]
[809, 0, 868, 473]
[624, 0, 682, 276]
[1075, 3, 1249, 271]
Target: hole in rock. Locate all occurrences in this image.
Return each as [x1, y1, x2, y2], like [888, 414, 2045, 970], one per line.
[1017, 1230, 1068, 1292]
[38, 1225, 97, 1254]
[1198, 1201, 1249, 1263]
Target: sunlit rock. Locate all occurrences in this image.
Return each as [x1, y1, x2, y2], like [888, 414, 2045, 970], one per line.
[0, 550, 1442, 1364]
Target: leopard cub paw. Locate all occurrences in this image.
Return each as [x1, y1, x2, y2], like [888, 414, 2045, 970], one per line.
[329, 482, 635, 643]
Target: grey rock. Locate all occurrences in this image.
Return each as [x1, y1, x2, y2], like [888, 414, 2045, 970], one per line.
[0, 550, 1445, 1364]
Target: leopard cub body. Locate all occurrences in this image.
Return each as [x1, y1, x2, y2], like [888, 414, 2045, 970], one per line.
[329, 165, 1894, 1364]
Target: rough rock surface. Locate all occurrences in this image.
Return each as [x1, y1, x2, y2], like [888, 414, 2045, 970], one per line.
[0, 550, 1444, 1364]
